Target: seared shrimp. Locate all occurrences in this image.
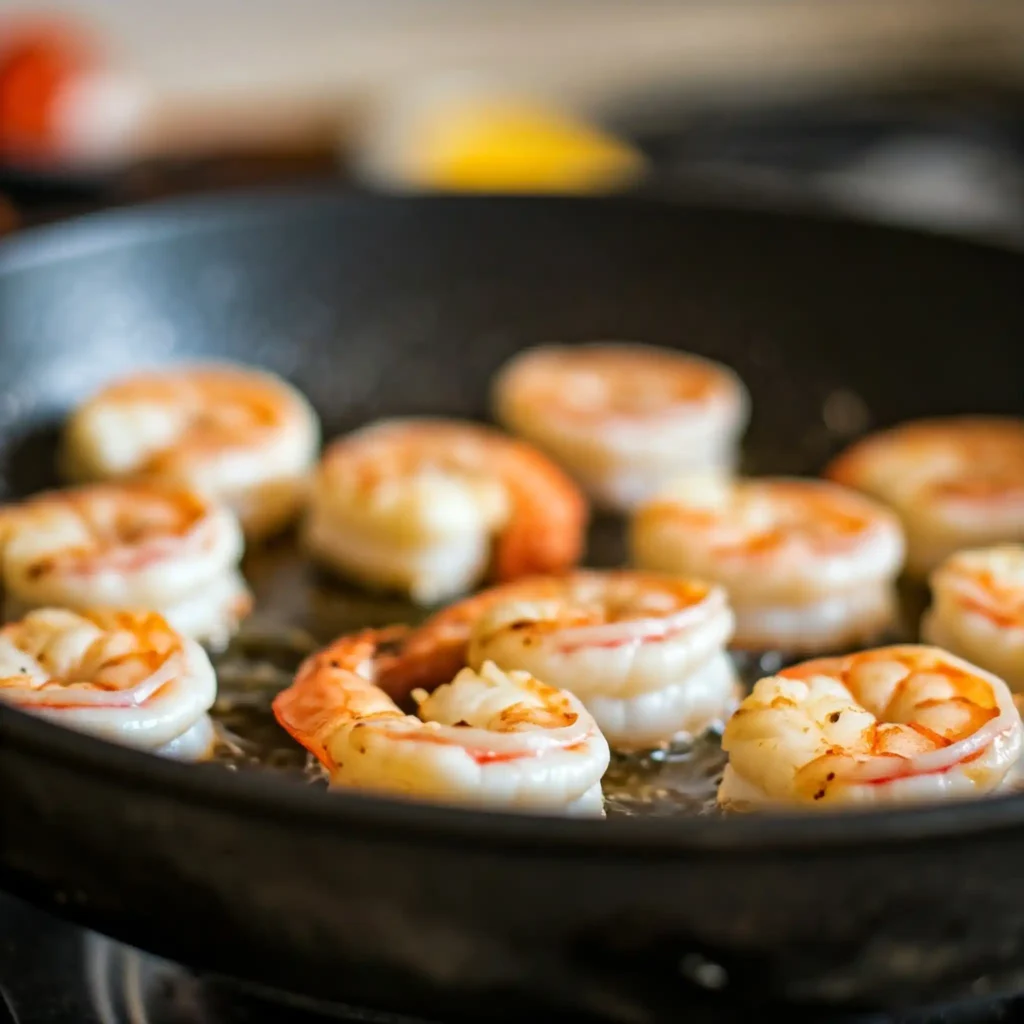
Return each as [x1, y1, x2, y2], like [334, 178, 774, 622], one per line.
[303, 418, 587, 604]
[630, 476, 905, 653]
[718, 645, 1023, 809]
[62, 363, 321, 541]
[0, 608, 218, 759]
[492, 342, 749, 511]
[923, 545, 1024, 691]
[0, 484, 251, 646]
[378, 571, 739, 750]
[826, 417, 1024, 576]
[273, 630, 609, 814]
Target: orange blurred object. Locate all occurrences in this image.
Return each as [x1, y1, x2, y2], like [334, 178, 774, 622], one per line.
[0, 17, 100, 162]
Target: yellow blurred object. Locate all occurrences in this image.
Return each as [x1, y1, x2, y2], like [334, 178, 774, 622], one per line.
[358, 90, 646, 193]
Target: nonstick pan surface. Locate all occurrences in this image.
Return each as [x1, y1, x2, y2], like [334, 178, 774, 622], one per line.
[3, 190, 1024, 1022]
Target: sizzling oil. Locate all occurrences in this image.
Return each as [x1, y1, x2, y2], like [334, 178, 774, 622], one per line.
[209, 525, 922, 817]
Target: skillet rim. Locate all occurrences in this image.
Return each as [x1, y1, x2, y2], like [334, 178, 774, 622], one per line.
[3, 185, 1024, 856]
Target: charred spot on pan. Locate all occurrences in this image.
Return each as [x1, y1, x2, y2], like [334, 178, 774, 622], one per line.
[814, 789, 826, 800]
[509, 621, 531, 631]
[827, 772, 835, 781]
[454, 719, 470, 727]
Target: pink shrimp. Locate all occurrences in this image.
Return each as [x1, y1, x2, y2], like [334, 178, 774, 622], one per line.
[273, 629, 608, 813]
[718, 644, 1023, 809]
[303, 418, 587, 604]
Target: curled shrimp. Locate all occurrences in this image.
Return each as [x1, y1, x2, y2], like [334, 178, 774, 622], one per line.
[630, 475, 905, 653]
[826, 417, 1024, 576]
[923, 545, 1024, 691]
[0, 483, 251, 646]
[62, 362, 321, 541]
[302, 418, 587, 604]
[0, 608, 218, 759]
[718, 645, 1023, 810]
[492, 342, 749, 511]
[377, 571, 739, 750]
[273, 630, 609, 814]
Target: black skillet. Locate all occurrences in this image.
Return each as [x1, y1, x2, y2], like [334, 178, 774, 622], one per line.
[2, 189, 1024, 1023]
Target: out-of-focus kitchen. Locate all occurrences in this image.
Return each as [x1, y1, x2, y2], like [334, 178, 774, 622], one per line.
[4, 0, 1024, 239]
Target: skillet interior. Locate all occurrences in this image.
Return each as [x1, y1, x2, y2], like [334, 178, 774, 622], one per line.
[4, 190, 1024, 1018]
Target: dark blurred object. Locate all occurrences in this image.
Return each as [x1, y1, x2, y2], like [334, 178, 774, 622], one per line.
[0, 149, 338, 228]
[0, 191, 16, 234]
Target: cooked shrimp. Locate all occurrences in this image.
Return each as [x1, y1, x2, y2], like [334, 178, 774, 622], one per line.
[923, 545, 1024, 691]
[826, 417, 1024, 577]
[0, 484, 251, 646]
[630, 475, 905, 653]
[303, 418, 587, 604]
[62, 363, 321, 541]
[492, 342, 749, 511]
[0, 608, 218, 760]
[718, 645, 1023, 809]
[377, 571, 739, 750]
[273, 630, 609, 813]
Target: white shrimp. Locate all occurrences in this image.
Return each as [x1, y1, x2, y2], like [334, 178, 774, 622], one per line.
[492, 342, 749, 511]
[630, 475, 905, 653]
[377, 571, 739, 751]
[718, 645, 1023, 810]
[0, 484, 251, 646]
[0, 608, 218, 760]
[273, 630, 609, 814]
[303, 418, 587, 604]
[923, 545, 1024, 692]
[826, 417, 1024, 576]
[62, 362, 321, 541]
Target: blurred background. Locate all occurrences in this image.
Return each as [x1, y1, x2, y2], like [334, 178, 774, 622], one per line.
[4, 0, 1024, 240]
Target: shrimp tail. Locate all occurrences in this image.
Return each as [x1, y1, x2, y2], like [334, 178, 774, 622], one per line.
[273, 627, 407, 770]
[493, 460, 588, 581]
[376, 638, 468, 703]
[375, 591, 510, 702]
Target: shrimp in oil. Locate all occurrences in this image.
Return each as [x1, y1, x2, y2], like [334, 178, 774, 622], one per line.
[62, 363, 320, 541]
[493, 342, 748, 511]
[0, 484, 251, 646]
[826, 417, 1024, 576]
[0, 608, 218, 759]
[630, 476, 905, 653]
[718, 645, 1023, 809]
[303, 418, 587, 604]
[923, 545, 1024, 691]
[273, 630, 609, 814]
[378, 571, 739, 751]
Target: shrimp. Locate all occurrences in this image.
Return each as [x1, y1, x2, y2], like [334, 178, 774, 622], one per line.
[302, 418, 587, 604]
[272, 630, 609, 814]
[0, 484, 251, 646]
[629, 475, 905, 653]
[0, 608, 218, 760]
[492, 342, 749, 511]
[826, 417, 1024, 577]
[923, 545, 1024, 692]
[62, 363, 321, 541]
[377, 571, 739, 750]
[718, 645, 1023, 809]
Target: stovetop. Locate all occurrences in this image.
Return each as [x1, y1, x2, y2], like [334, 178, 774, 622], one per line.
[0, 892, 446, 1024]
[4, 891, 1024, 1024]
